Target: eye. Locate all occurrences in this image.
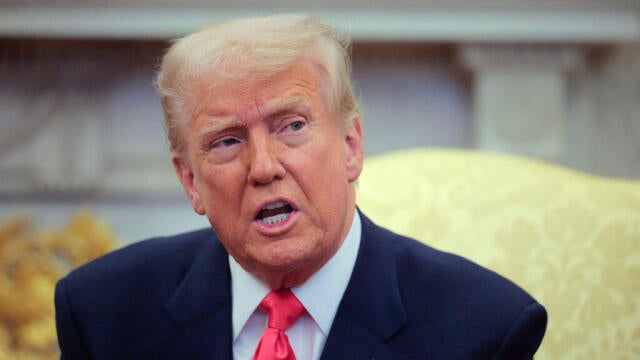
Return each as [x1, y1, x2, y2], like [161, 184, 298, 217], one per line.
[275, 117, 309, 147]
[211, 137, 240, 149]
[287, 120, 306, 132]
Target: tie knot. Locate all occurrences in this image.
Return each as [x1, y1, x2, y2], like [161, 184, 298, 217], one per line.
[260, 289, 306, 331]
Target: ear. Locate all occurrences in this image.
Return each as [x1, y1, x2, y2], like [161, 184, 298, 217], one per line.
[171, 151, 206, 215]
[345, 118, 364, 183]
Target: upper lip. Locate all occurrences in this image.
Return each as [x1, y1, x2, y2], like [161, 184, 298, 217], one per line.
[253, 197, 298, 219]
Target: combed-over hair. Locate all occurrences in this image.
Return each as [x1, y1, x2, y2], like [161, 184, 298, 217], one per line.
[155, 13, 360, 151]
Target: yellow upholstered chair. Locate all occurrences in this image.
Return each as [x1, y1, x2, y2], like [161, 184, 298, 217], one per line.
[356, 148, 640, 360]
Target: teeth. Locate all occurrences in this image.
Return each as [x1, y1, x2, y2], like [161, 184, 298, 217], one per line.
[263, 201, 286, 210]
[257, 201, 294, 225]
[261, 212, 290, 225]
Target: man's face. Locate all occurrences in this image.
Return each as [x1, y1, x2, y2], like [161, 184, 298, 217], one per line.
[172, 62, 364, 288]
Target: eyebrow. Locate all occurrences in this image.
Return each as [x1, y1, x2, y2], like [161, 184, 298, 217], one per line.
[260, 95, 311, 119]
[196, 118, 242, 138]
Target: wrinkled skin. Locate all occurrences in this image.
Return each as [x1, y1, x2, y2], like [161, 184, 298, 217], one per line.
[172, 61, 364, 289]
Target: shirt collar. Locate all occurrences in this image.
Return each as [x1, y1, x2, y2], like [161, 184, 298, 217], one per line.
[229, 210, 362, 339]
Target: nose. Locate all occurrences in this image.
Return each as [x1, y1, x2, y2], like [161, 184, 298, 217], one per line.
[247, 132, 286, 185]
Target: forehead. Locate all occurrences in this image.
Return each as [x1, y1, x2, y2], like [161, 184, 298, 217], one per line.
[195, 61, 330, 117]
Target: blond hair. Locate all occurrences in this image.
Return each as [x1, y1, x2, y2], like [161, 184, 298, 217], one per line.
[155, 13, 360, 151]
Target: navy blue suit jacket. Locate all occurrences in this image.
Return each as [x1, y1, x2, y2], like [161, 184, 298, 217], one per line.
[55, 212, 546, 359]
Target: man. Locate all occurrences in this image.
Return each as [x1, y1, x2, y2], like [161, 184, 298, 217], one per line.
[55, 14, 547, 359]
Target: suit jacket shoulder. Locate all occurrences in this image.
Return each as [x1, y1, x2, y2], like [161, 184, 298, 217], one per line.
[55, 228, 234, 359]
[321, 213, 547, 360]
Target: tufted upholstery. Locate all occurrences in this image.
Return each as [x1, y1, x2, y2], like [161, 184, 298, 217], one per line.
[355, 148, 640, 359]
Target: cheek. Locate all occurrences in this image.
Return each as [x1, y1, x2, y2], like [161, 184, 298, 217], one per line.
[197, 165, 244, 211]
[303, 153, 351, 211]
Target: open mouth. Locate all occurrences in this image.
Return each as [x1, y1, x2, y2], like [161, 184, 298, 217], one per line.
[256, 201, 294, 225]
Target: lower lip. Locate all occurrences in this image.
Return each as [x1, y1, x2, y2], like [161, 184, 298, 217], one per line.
[254, 210, 298, 235]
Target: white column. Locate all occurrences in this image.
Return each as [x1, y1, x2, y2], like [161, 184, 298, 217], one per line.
[459, 45, 585, 162]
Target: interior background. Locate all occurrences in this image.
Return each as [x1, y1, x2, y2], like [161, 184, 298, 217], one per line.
[1, 0, 638, 243]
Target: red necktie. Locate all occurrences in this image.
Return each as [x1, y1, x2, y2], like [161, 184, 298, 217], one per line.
[252, 289, 306, 360]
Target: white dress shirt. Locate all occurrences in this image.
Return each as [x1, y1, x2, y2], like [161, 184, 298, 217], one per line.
[229, 211, 361, 360]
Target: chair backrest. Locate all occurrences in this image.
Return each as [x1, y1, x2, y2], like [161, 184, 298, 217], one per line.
[356, 148, 640, 360]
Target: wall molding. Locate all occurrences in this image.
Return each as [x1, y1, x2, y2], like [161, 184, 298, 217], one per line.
[0, 7, 638, 43]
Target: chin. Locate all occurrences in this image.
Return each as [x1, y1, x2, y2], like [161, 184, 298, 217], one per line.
[263, 253, 310, 272]
[258, 250, 318, 275]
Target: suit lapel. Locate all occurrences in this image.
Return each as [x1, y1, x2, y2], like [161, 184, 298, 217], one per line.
[140, 238, 233, 359]
[321, 213, 410, 360]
